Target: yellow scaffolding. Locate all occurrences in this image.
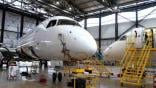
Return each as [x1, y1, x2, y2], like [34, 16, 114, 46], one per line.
[72, 74, 99, 88]
[82, 57, 112, 77]
[64, 56, 112, 88]
[120, 34, 152, 87]
[63, 56, 112, 77]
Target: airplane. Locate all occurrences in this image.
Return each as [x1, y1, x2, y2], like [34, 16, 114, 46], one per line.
[0, 16, 97, 81]
[103, 27, 156, 64]
[15, 16, 97, 61]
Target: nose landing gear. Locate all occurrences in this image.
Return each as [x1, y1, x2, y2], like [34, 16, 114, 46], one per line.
[52, 72, 63, 83]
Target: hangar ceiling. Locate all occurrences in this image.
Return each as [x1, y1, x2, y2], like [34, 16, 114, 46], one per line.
[0, 0, 156, 20]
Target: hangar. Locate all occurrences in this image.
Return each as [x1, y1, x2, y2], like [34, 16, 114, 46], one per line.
[0, 0, 155, 88]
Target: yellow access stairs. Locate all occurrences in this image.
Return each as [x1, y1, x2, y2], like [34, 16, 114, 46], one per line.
[120, 42, 136, 68]
[120, 37, 152, 87]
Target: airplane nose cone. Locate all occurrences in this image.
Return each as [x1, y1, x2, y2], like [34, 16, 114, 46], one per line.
[103, 46, 112, 58]
[68, 27, 97, 58]
[82, 33, 97, 55]
[76, 30, 97, 56]
[103, 41, 126, 60]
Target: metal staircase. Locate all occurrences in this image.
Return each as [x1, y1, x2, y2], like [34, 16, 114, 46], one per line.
[120, 36, 152, 87]
[120, 42, 135, 69]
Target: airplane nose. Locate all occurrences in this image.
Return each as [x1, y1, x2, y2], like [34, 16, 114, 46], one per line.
[103, 46, 112, 58]
[82, 33, 97, 55]
[68, 27, 97, 57]
[103, 41, 126, 60]
[77, 30, 97, 55]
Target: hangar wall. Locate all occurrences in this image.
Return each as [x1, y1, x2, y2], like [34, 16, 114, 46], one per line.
[87, 17, 156, 51]
[0, 10, 38, 48]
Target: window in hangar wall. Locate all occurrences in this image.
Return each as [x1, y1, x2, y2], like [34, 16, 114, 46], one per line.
[138, 6, 156, 27]
[79, 14, 115, 27]
[4, 11, 21, 48]
[79, 20, 84, 28]
[4, 31, 18, 48]
[23, 17, 36, 33]
[79, 6, 156, 27]
[0, 10, 37, 48]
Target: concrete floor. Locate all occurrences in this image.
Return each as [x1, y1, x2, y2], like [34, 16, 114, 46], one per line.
[0, 68, 153, 88]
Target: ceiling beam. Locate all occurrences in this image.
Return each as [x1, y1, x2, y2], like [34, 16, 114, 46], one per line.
[77, 0, 91, 6]
[64, 0, 85, 14]
[85, 0, 156, 18]
[0, 3, 45, 20]
[86, 0, 148, 14]
[95, 0, 110, 7]
[35, 0, 76, 17]
[81, 4, 103, 10]
[7, 0, 18, 5]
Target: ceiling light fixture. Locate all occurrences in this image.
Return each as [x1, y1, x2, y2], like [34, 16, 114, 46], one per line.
[56, 1, 60, 5]
[69, 7, 72, 11]
[102, 0, 105, 2]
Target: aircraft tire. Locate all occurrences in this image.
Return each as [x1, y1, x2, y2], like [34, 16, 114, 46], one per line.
[58, 72, 62, 82]
[52, 73, 57, 83]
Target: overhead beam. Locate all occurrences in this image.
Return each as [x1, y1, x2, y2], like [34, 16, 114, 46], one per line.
[86, 0, 147, 14]
[7, 0, 18, 5]
[95, 0, 110, 7]
[64, 0, 85, 14]
[36, 0, 75, 17]
[77, 0, 91, 6]
[83, 0, 156, 19]
[0, 3, 45, 20]
[82, 4, 103, 10]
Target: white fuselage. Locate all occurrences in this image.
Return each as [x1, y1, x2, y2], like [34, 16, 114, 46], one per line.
[17, 16, 97, 60]
[103, 27, 156, 63]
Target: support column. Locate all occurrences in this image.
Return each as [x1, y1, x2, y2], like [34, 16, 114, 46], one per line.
[135, 5, 138, 28]
[115, 12, 118, 41]
[98, 11, 102, 53]
[1, 9, 6, 43]
[44, 60, 48, 68]
[84, 17, 87, 29]
[39, 60, 43, 69]
[36, 18, 39, 26]
[0, 59, 3, 69]
[20, 15, 24, 37]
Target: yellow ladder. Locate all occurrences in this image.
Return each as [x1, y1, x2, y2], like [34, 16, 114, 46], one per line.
[120, 37, 152, 87]
[120, 35, 136, 68]
[120, 42, 135, 69]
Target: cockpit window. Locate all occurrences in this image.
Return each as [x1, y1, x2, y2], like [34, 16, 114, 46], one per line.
[58, 19, 81, 26]
[46, 20, 57, 28]
[120, 35, 127, 40]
